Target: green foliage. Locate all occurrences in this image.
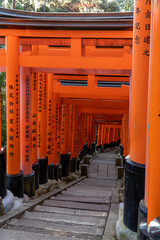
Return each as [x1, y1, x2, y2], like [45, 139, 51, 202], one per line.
[0, 0, 133, 12]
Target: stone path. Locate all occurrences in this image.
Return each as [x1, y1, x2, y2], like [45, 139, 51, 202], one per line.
[0, 149, 120, 240]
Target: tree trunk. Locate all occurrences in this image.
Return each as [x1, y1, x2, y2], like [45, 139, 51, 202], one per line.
[12, 0, 15, 9]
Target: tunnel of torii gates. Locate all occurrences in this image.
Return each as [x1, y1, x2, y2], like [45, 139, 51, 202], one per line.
[0, 0, 160, 237]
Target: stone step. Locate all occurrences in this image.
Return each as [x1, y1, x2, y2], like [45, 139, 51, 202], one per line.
[6, 218, 103, 239]
[70, 184, 114, 191]
[22, 211, 106, 227]
[63, 189, 112, 197]
[66, 186, 113, 193]
[82, 178, 116, 187]
[34, 205, 107, 217]
[89, 175, 117, 180]
[0, 228, 84, 240]
[60, 192, 110, 201]
[51, 194, 110, 204]
[78, 182, 116, 188]
[43, 199, 110, 212]
[92, 160, 115, 165]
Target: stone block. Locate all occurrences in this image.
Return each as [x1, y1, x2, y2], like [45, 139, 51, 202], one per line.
[116, 216, 137, 240]
[83, 156, 90, 164]
[118, 167, 124, 179]
[116, 157, 122, 166]
[81, 164, 88, 177]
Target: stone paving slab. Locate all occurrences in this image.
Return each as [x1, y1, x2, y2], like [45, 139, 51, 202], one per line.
[81, 178, 116, 187]
[60, 192, 110, 201]
[92, 160, 115, 165]
[89, 175, 117, 180]
[98, 164, 108, 174]
[22, 211, 106, 227]
[51, 195, 110, 204]
[6, 225, 101, 240]
[69, 185, 114, 191]
[62, 190, 112, 197]
[43, 199, 110, 212]
[65, 188, 113, 195]
[7, 218, 104, 238]
[0, 229, 85, 240]
[34, 205, 108, 217]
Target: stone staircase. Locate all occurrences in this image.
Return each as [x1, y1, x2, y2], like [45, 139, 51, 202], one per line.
[1, 151, 118, 240]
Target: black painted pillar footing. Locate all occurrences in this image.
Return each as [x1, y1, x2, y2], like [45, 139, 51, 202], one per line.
[77, 159, 80, 171]
[70, 158, 73, 173]
[60, 153, 70, 177]
[7, 170, 24, 198]
[123, 158, 145, 232]
[139, 218, 149, 240]
[83, 143, 88, 156]
[123, 156, 126, 166]
[81, 149, 84, 160]
[59, 165, 62, 180]
[48, 163, 55, 180]
[120, 145, 124, 157]
[92, 142, 96, 154]
[72, 157, 77, 172]
[23, 171, 35, 197]
[78, 152, 82, 161]
[0, 148, 7, 199]
[54, 163, 59, 181]
[38, 157, 48, 184]
[96, 145, 101, 151]
[32, 162, 39, 190]
[87, 145, 91, 155]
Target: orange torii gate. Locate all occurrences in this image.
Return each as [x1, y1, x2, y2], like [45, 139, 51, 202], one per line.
[0, 9, 132, 201]
[62, 97, 129, 151]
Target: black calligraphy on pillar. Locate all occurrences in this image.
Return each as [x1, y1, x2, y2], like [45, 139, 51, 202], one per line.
[32, 73, 37, 150]
[37, 74, 43, 149]
[15, 74, 20, 139]
[25, 75, 30, 162]
[47, 99, 52, 156]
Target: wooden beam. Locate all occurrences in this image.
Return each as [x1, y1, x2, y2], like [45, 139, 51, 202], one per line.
[81, 108, 128, 114]
[54, 84, 129, 100]
[20, 55, 132, 70]
[0, 29, 133, 38]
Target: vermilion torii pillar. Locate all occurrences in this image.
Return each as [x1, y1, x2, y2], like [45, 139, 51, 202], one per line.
[60, 104, 70, 177]
[20, 64, 35, 197]
[31, 46, 40, 190]
[37, 73, 48, 184]
[91, 116, 96, 153]
[69, 104, 77, 172]
[112, 128, 116, 142]
[107, 126, 110, 145]
[109, 127, 114, 145]
[6, 36, 23, 198]
[52, 81, 62, 180]
[145, 0, 160, 226]
[121, 113, 129, 157]
[97, 124, 102, 148]
[32, 72, 39, 190]
[123, 0, 151, 232]
[47, 73, 54, 180]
